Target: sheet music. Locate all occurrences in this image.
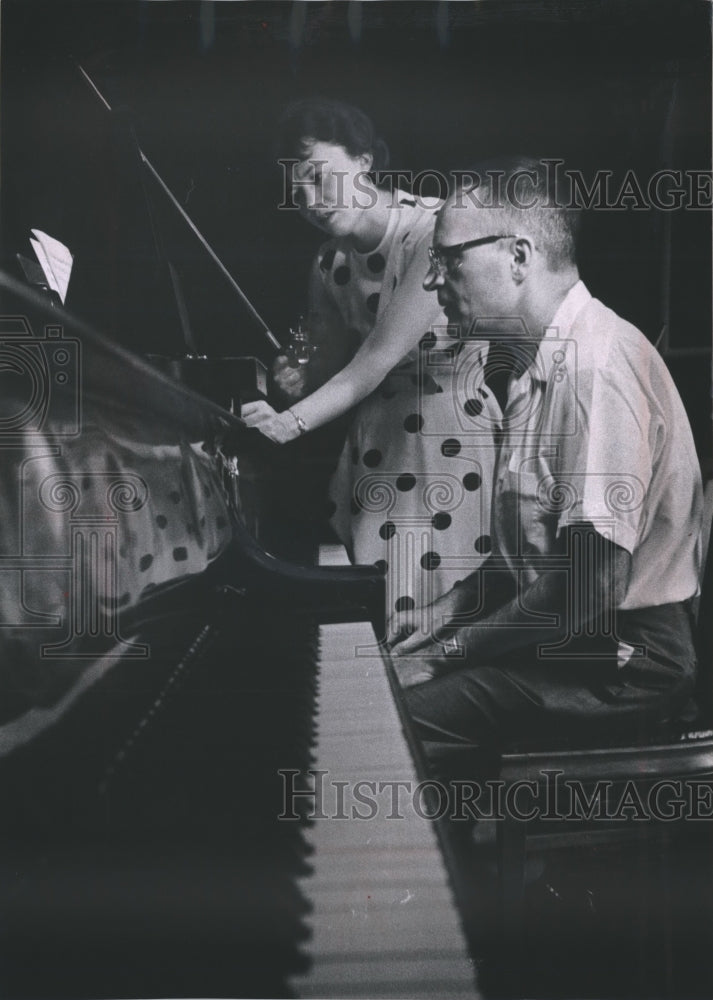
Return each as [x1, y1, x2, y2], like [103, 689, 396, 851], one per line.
[29, 229, 73, 303]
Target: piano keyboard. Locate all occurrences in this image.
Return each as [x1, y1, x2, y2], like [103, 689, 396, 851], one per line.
[291, 546, 479, 999]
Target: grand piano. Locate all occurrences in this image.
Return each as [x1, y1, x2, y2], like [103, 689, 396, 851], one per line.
[0, 227, 478, 998]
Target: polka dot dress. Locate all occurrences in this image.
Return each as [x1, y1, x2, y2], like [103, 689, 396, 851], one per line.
[313, 194, 500, 616]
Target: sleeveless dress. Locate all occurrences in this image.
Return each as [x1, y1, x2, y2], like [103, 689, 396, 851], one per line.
[311, 193, 501, 619]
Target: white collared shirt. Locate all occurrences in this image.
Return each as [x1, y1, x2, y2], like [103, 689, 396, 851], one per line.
[492, 281, 702, 609]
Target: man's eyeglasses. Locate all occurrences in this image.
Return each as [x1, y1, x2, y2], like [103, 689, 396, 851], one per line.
[427, 235, 517, 278]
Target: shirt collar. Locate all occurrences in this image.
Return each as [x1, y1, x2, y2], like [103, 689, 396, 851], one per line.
[523, 280, 592, 384]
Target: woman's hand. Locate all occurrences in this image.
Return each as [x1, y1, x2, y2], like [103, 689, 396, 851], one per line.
[273, 355, 308, 401]
[241, 401, 300, 444]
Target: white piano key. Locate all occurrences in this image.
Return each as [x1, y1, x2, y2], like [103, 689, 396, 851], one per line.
[291, 546, 479, 999]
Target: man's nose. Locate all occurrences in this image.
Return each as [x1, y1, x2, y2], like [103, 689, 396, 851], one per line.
[423, 264, 443, 292]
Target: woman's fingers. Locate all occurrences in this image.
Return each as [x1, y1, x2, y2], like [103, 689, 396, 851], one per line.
[240, 402, 297, 444]
[241, 400, 275, 426]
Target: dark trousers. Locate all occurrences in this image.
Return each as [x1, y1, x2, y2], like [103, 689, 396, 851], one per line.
[404, 602, 697, 761]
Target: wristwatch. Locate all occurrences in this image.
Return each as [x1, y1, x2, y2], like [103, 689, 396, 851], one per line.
[288, 409, 308, 435]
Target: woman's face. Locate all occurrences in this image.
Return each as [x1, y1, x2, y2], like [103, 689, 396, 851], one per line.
[291, 140, 374, 240]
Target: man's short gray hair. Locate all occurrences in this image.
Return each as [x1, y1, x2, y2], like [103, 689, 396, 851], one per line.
[454, 156, 581, 272]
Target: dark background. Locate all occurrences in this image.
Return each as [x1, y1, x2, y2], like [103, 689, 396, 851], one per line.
[1, 0, 711, 461]
[0, 10, 711, 996]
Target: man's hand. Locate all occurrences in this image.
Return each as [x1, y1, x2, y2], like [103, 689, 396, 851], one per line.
[273, 355, 308, 401]
[385, 605, 418, 648]
[241, 401, 299, 444]
[386, 584, 476, 656]
[389, 637, 463, 689]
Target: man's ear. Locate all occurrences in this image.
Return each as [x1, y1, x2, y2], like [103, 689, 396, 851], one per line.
[511, 236, 534, 282]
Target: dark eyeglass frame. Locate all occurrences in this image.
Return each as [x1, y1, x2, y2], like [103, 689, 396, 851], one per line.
[427, 234, 518, 277]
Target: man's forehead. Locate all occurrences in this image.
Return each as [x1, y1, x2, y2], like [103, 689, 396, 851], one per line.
[435, 195, 485, 242]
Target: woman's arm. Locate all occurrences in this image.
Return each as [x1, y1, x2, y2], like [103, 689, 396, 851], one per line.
[273, 258, 358, 403]
[243, 232, 442, 442]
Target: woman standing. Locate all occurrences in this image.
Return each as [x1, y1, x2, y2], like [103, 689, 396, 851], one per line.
[243, 99, 499, 627]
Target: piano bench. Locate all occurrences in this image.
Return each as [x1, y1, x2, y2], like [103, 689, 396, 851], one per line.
[490, 727, 713, 996]
[490, 480, 713, 992]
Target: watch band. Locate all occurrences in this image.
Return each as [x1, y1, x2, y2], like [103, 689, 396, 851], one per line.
[288, 409, 308, 435]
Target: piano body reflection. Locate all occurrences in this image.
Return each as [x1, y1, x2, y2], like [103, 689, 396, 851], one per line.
[0, 275, 477, 999]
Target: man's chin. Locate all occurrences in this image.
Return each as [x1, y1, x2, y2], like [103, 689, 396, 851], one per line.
[443, 304, 466, 327]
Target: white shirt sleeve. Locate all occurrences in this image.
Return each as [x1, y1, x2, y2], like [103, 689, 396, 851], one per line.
[556, 359, 655, 554]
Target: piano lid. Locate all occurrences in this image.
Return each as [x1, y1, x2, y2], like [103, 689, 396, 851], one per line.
[1, 49, 284, 362]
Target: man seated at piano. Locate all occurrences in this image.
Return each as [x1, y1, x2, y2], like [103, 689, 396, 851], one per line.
[243, 99, 501, 618]
[389, 156, 702, 766]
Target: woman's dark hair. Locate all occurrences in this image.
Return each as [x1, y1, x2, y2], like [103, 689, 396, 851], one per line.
[275, 98, 390, 171]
